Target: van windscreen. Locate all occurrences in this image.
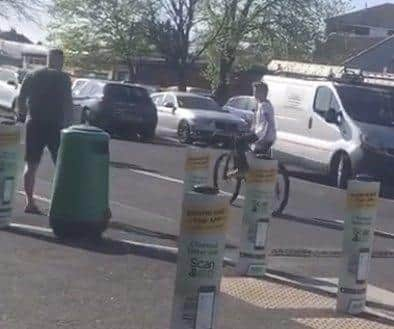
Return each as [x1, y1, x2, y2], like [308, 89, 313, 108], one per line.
[337, 85, 394, 126]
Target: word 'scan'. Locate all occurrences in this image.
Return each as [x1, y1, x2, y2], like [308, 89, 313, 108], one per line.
[0, 121, 23, 229]
[236, 154, 277, 277]
[337, 178, 380, 315]
[171, 186, 229, 329]
[183, 147, 210, 193]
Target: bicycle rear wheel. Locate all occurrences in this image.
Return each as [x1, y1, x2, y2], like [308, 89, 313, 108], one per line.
[214, 153, 240, 200]
[272, 163, 290, 216]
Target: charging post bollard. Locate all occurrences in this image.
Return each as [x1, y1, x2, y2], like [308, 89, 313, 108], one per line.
[170, 186, 229, 329]
[236, 154, 277, 277]
[337, 176, 380, 315]
[0, 120, 23, 229]
[183, 147, 210, 193]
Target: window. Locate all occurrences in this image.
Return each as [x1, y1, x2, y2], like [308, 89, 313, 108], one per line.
[226, 97, 237, 107]
[0, 70, 16, 83]
[104, 85, 150, 102]
[152, 94, 164, 106]
[163, 94, 176, 106]
[177, 96, 221, 111]
[246, 98, 257, 112]
[314, 87, 339, 116]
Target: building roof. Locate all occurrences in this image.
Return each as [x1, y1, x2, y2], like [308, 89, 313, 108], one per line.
[314, 34, 385, 65]
[0, 39, 47, 59]
[326, 3, 394, 29]
[0, 29, 32, 44]
[344, 36, 394, 65]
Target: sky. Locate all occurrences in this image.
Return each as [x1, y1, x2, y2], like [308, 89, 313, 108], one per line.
[0, 0, 393, 43]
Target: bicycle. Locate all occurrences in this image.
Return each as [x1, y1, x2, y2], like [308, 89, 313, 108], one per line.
[213, 134, 290, 215]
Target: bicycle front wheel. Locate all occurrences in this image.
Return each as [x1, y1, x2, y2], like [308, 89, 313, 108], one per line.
[272, 163, 290, 216]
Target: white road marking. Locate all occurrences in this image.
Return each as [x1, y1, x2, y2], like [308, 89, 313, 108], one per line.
[9, 222, 52, 234]
[128, 169, 245, 200]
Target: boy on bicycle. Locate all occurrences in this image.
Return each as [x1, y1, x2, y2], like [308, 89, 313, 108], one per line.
[251, 81, 277, 154]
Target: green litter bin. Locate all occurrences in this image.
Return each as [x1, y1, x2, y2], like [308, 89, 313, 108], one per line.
[49, 125, 111, 238]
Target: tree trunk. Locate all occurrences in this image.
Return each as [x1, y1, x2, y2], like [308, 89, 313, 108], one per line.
[214, 55, 235, 105]
[127, 59, 136, 83]
[177, 62, 187, 92]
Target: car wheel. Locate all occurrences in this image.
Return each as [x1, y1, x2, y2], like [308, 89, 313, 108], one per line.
[177, 121, 192, 144]
[333, 153, 352, 189]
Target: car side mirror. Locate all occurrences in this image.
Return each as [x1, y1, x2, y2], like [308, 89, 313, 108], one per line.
[7, 80, 17, 87]
[325, 108, 342, 125]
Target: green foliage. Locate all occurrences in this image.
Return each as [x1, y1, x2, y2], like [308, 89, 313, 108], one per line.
[202, 0, 352, 99]
[49, 0, 152, 75]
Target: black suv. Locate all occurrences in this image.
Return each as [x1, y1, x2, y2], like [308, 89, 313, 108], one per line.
[73, 80, 158, 140]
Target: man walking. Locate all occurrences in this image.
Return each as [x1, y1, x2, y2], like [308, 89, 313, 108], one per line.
[18, 49, 73, 214]
[251, 81, 276, 154]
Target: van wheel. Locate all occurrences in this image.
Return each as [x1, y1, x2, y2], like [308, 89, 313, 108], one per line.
[332, 154, 352, 189]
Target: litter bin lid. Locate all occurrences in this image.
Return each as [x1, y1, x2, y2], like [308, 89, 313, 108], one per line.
[68, 125, 104, 133]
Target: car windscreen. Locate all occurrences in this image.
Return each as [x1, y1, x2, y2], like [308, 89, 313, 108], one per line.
[0, 70, 16, 82]
[104, 85, 150, 103]
[177, 96, 221, 111]
[336, 85, 394, 126]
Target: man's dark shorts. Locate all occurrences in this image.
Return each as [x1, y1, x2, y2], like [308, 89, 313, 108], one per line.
[25, 120, 61, 164]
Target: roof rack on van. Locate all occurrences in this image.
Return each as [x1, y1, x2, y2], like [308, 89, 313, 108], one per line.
[267, 60, 394, 89]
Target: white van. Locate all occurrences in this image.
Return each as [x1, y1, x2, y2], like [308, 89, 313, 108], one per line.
[263, 65, 394, 188]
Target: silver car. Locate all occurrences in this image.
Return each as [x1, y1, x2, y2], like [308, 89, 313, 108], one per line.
[223, 95, 256, 128]
[0, 67, 20, 112]
[152, 92, 248, 144]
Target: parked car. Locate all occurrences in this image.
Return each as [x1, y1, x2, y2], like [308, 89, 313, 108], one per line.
[0, 67, 20, 112]
[151, 91, 248, 144]
[166, 86, 213, 98]
[73, 80, 158, 140]
[223, 95, 256, 128]
[263, 71, 394, 188]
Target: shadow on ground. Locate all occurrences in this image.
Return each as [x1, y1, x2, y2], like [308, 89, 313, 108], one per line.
[110, 161, 160, 174]
[288, 170, 394, 200]
[3, 225, 177, 263]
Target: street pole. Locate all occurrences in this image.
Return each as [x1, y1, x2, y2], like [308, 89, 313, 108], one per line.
[171, 186, 229, 329]
[183, 147, 210, 193]
[236, 154, 277, 277]
[337, 177, 380, 315]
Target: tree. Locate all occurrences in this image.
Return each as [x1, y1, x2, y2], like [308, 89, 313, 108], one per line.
[144, 0, 222, 90]
[49, 0, 152, 80]
[0, 0, 42, 20]
[204, 0, 351, 103]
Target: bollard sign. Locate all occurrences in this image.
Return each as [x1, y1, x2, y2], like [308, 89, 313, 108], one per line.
[171, 187, 229, 329]
[0, 123, 22, 229]
[236, 154, 277, 277]
[337, 178, 380, 315]
[183, 147, 210, 193]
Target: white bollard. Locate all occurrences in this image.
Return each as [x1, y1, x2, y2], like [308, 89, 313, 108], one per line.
[171, 186, 229, 329]
[183, 147, 210, 193]
[337, 177, 380, 315]
[0, 121, 23, 229]
[236, 153, 277, 277]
